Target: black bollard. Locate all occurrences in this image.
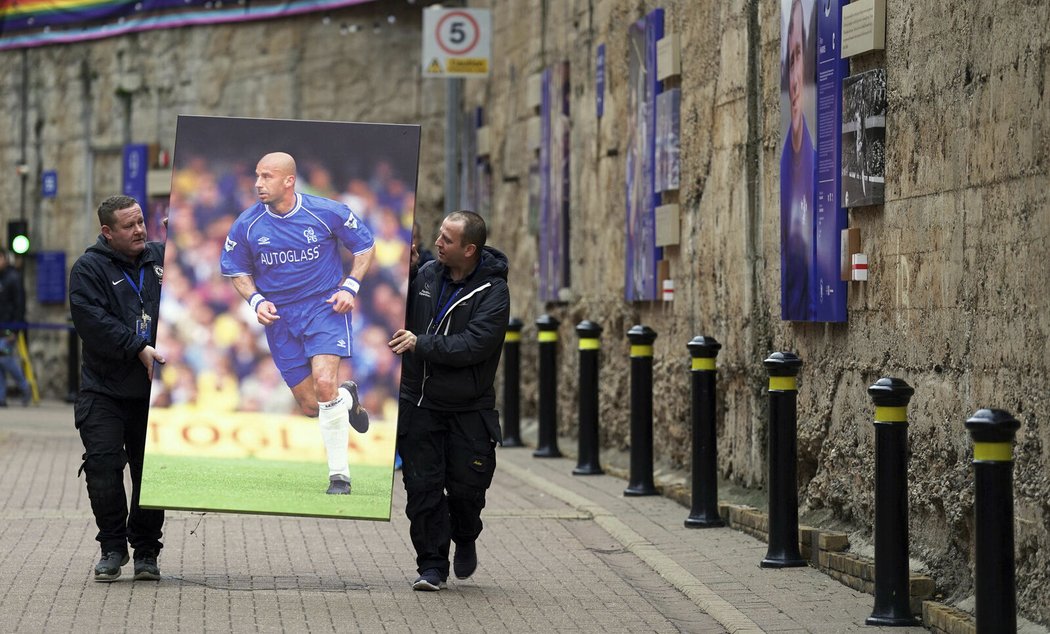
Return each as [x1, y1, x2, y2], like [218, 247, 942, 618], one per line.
[501, 318, 524, 447]
[865, 378, 920, 626]
[573, 320, 603, 475]
[624, 325, 658, 496]
[66, 319, 79, 403]
[760, 351, 806, 568]
[966, 409, 1020, 633]
[534, 314, 562, 458]
[685, 336, 724, 528]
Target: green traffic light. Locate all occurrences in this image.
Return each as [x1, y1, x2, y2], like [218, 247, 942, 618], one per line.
[11, 235, 29, 255]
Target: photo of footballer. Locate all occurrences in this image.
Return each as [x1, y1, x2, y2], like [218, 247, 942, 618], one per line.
[221, 151, 375, 496]
[141, 116, 420, 520]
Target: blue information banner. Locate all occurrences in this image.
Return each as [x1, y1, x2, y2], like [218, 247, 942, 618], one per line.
[35, 251, 66, 304]
[41, 170, 57, 198]
[778, 0, 846, 322]
[123, 143, 148, 206]
[813, 0, 848, 322]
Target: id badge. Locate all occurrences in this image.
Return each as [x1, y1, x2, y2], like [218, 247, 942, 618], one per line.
[136, 312, 152, 338]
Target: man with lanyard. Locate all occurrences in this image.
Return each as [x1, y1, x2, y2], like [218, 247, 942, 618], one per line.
[389, 210, 510, 591]
[70, 195, 167, 581]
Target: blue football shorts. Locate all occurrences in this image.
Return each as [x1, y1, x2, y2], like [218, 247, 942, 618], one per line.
[264, 291, 354, 388]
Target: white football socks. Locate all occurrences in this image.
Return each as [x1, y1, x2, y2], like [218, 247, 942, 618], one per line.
[318, 394, 350, 478]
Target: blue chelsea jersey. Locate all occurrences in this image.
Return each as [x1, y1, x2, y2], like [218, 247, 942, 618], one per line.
[220, 192, 374, 305]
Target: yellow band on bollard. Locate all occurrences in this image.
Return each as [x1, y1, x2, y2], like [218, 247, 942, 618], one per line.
[538, 331, 558, 343]
[505, 331, 521, 343]
[874, 406, 908, 423]
[579, 338, 600, 350]
[973, 442, 1013, 462]
[691, 357, 716, 371]
[768, 376, 797, 391]
[630, 345, 653, 358]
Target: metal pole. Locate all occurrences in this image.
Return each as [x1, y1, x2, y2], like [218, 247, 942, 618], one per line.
[966, 409, 1020, 634]
[534, 314, 561, 458]
[760, 351, 806, 568]
[444, 78, 462, 213]
[501, 318, 524, 447]
[866, 377, 919, 626]
[685, 336, 723, 528]
[573, 320, 603, 475]
[624, 325, 657, 496]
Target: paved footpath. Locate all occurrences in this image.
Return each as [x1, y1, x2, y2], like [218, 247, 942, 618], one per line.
[0, 401, 927, 633]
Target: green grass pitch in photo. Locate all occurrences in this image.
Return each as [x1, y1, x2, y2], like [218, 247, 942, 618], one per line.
[140, 454, 394, 520]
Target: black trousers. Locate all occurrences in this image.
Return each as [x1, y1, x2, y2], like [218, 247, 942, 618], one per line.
[75, 392, 164, 556]
[398, 403, 499, 578]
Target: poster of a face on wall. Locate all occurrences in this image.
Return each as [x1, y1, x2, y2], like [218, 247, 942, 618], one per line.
[141, 115, 419, 520]
[779, 0, 847, 322]
[625, 8, 664, 302]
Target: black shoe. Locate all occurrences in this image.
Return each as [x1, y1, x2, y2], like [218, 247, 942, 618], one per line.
[93, 551, 129, 582]
[133, 553, 160, 581]
[412, 569, 446, 591]
[326, 474, 351, 495]
[453, 541, 477, 580]
[341, 380, 370, 434]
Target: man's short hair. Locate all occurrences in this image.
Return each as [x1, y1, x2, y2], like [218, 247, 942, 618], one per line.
[447, 210, 486, 253]
[787, 0, 804, 50]
[97, 195, 140, 227]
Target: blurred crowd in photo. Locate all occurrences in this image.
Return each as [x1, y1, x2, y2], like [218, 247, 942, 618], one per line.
[149, 153, 415, 424]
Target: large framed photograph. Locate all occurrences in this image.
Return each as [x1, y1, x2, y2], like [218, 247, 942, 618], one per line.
[841, 68, 886, 208]
[141, 115, 419, 520]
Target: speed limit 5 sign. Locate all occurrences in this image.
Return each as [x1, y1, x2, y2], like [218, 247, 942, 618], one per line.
[422, 7, 491, 77]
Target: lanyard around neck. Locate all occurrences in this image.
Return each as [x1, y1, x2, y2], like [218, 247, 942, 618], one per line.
[122, 267, 146, 308]
[434, 279, 463, 326]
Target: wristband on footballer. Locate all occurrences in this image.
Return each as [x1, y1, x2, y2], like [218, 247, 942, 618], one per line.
[248, 293, 266, 312]
[339, 276, 361, 297]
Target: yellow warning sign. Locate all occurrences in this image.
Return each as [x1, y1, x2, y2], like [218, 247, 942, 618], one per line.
[427, 58, 443, 73]
[447, 58, 488, 74]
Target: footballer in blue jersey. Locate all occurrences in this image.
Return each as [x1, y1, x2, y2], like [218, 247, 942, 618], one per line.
[220, 152, 375, 495]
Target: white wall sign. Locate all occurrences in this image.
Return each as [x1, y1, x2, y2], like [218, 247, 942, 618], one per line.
[422, 7, 491, 78]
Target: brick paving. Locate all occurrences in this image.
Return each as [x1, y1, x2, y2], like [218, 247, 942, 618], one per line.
[0, 402, 929, 632]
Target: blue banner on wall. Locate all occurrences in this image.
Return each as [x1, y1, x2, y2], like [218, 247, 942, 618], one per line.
[41, 170, 57, 198]
[624, 8, 663, 302]
[538, 62, 571, 303]
[122, 143, 148, 207]
[813, 0, 848, 321]
[596, 44, 605, 118]
[778, 0, 847, 322]
[35, 251, 67, 305]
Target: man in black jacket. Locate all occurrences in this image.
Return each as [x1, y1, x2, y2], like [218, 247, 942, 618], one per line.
[389, 210, 509, 591]
[0, 248, 31, 406]
[69, 195, 166, 582]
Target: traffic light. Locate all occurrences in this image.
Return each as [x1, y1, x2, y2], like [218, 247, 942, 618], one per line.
[8, 220, 29, 254]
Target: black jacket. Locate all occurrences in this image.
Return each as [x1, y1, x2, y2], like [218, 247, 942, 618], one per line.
[69, 236, 164, 399]
[0, 266, 25, 327]
[399, 246, 510, 412]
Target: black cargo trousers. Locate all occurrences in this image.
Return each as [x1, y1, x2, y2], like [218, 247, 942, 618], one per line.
[398, 402, 500, 578]
[75, 391, 164, 557]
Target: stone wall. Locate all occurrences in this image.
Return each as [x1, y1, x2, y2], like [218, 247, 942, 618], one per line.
[1, 0, 1047, 623]
[466, 0, 1049, 625]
